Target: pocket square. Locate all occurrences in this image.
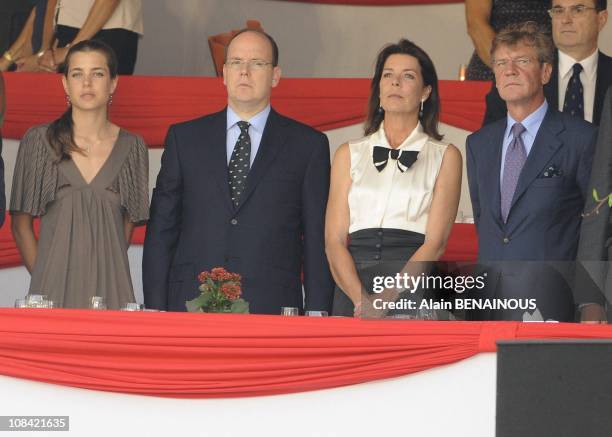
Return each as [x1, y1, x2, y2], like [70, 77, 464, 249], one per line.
[540, 165, 562, 178]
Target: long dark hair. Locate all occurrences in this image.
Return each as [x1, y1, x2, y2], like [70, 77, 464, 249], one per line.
[46, 40, 119, 162]
[364, 39, 442, 141]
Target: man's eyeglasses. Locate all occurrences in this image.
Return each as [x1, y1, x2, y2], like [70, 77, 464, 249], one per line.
[548, 4, 599, 19]
[492, 57, 535, 71]
[225, 59, 273, 70]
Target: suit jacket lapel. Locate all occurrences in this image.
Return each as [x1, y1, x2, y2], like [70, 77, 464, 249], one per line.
[509, 108, 563, 212]
[235, 108, 286, 212]
[207, 108, 235, 213]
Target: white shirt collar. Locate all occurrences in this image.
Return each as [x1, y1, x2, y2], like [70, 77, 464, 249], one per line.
[374, 121, 429, 152]
[226, 105, 271, 133]
[558, 49, 599, 82]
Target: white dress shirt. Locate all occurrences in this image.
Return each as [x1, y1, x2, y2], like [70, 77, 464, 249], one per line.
[347, 122, 448, 235]
[557, 49, 598, 123]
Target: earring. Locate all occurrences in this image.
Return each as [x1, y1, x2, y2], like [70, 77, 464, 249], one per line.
[377, 105, 384, 114]
[108, 94, 113, 106]
[419, 100, 424, 118]
[66, 95, 71, 106]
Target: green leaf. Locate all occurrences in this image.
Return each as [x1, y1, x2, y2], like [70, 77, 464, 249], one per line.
[608, 195, 612, 208]
[185, 292, 212, 312]
[593, 188, 600, 201]
[230, 299, 250, 314]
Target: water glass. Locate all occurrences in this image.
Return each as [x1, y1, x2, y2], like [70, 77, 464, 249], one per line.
[281, 307, 299, 316]
[121, 302, 143, 311]
[305, 310, 328, 317]
[14, 298, 27, 308]
[90, 296, 107, 310]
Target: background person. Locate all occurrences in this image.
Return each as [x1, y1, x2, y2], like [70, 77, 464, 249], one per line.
[483, 0, 611, 125]
[466, 0, 551, 81]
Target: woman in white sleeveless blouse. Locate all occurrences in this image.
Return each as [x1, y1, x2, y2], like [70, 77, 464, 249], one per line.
[325, 39, 462, 317]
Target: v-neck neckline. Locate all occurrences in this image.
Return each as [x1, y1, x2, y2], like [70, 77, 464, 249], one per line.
[70, 129, 123, 186]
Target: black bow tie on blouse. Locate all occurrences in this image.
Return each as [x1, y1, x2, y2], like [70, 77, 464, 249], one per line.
[372, 146, 419, 172]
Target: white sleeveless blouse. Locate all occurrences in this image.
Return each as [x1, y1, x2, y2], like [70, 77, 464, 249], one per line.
[348, 122, 448, 235]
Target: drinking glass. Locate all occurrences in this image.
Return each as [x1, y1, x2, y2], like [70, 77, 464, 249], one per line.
[305, 310, 328, 317]
[281, 307, 299, 316]
[14, 298, 27, 308]
[90, 296, 107, 310]
[121, 302, 143, 311]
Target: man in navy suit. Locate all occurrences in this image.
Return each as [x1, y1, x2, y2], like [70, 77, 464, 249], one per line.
[483, 0, 611, 127]
[143, 29, 334, 314]
[466, 23, 597, 321]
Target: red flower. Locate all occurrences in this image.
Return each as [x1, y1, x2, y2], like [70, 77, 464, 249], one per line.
[220, 283, 241, 301]
[198, 271, 209, 282]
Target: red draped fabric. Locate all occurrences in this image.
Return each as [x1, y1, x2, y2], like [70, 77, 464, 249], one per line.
[0, 215, 475, 269]
[0, 309, 610, 398]
[276, 0, 463, 4]
[2, 73, 491, 146]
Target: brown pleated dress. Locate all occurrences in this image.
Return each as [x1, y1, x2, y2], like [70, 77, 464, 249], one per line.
[10, 124, 149, 309]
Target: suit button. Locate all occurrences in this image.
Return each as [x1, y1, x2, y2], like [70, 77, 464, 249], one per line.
[374, 254, 381, 260]
[503, 237, 510, 244]
[377, 231, 383, 236]
[375, 243, 382, 249]
[230, 218, 238, 225]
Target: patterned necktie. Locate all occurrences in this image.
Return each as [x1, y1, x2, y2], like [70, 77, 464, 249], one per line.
[228, 121, 251, 208]
[563, 63, 584, 120]
[500, 123, 527, 223]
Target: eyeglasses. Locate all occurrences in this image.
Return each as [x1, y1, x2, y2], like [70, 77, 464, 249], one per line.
[225, 58, 273, 70]
[548, 5, 598, 18]
[492, 57, 535, 71]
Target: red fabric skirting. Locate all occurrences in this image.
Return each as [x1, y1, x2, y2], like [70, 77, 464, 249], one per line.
[0, 309, 611, 398]
[2, 73, 491, 146]
[276, 0, 463, 4]
[0, 215, 476, 269]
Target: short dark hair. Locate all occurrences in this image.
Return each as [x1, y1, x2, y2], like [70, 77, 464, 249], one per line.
[225, 29, 279, 66]
[549, 0, 607, 10]
[491, 22, 555, 65]
[364, 39, 442, 141]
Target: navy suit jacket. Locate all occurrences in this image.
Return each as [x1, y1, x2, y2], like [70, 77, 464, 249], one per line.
[142, 108, 335, 314]
[467, 107, 597, 320]
[483, 50, 612, 127]
[467, 107, 596, 262]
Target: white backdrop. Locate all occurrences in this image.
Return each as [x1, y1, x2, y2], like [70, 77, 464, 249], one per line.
[134, 0, 612, 79]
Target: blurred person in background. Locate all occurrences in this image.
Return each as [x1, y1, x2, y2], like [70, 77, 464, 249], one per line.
[466, 0, 551, 81]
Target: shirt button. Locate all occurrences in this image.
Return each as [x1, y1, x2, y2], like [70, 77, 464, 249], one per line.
[230, 218, 238, 225]
[503, 237, 510, 244]
[374, 254, 381, 260]
[377, 231, 383, 237]
[375, 243, 382, 249]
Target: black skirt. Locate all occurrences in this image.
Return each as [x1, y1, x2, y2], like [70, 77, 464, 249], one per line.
[332, 228, 425, 317]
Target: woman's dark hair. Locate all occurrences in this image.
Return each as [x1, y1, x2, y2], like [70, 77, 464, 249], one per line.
[47, 40, 119, 161]
[364, 39, 442, 141]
